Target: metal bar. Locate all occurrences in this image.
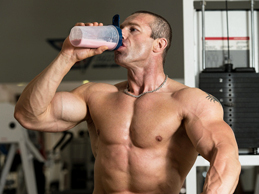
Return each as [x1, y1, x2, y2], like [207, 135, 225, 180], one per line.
[202, 0, 206, 70]
[194, 1, 259, 11]
[0, 144, 17, 194]
[251, 0, 255, 68]
[19, 140, 38, 194]
[225, 0, 231, 64]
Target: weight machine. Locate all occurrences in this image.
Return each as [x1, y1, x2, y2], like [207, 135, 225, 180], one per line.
[183, 0, 259, 193]
[0, 103, 45, 194]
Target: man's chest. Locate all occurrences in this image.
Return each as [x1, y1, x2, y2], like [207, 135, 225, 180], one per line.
[87, 92, 183, 147]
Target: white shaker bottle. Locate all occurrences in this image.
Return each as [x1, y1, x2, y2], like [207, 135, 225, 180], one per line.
[69, 14, 122, 50]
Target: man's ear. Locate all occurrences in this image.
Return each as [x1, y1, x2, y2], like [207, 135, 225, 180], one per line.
[153, 38, 167, 53]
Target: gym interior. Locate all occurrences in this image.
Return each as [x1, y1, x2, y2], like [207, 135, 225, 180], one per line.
[0, 0, 259, 193]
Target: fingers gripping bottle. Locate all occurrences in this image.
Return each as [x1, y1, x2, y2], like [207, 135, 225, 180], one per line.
[69, 14, 122, 50]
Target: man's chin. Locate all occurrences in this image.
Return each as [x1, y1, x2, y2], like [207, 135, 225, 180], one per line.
[114, 49, 129, 64]
[114, 56, 126, 67]
[114, 51, 123, 61]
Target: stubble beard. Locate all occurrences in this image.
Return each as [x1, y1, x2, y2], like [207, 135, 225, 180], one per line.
[114, 50, 128, 68]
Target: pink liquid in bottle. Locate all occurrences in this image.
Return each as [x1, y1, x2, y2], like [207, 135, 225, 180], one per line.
[71, 39, 117, 50]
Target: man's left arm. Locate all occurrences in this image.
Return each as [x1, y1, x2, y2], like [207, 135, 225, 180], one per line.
[183, 89, 241, 194]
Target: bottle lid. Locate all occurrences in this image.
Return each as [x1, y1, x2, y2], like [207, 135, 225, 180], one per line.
[112, 14, 122, 50]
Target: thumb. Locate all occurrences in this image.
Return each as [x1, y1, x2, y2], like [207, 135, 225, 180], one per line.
[94, 46, 109, 55]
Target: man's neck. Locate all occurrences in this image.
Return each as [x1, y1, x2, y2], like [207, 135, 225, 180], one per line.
[126, 66, 166, 96]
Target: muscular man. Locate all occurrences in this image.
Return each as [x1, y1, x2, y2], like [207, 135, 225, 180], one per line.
[15, 11, 241, 194]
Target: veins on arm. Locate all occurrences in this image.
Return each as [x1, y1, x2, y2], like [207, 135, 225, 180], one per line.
[183, 89, 240, 193]
[182, 89, 225, 158]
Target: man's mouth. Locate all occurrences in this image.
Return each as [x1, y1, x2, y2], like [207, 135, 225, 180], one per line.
[121, 41, 126, 47]
[116, 42, 126, 51]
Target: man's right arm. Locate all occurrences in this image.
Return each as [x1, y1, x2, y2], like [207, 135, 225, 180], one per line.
[14, 22, 108, 132]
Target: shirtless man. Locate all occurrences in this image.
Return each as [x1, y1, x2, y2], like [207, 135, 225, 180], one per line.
[15, 11, 241, 194]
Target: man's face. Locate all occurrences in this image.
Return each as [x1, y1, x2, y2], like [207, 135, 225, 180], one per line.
[114, 13, 155, 67]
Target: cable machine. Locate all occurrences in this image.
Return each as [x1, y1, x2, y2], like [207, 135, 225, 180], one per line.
[183, 0, 259, 193]
[199, 0, 259, 152]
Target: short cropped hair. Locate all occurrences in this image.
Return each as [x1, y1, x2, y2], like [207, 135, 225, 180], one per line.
[131, 10, 172, 64]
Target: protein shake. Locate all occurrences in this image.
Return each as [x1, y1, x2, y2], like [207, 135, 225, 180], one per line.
[69, 25, 122, 50]
[70, 39, 117, 50]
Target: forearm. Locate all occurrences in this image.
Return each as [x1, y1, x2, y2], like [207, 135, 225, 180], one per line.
[202, 148, 241, 194]
[14, 53, 75, 127]
[15, 22, 108, 131]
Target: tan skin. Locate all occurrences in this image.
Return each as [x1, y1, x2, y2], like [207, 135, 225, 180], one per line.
[15, 13, 241, 194]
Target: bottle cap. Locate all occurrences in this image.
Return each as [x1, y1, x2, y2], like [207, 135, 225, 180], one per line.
[112, 14, 123, 50]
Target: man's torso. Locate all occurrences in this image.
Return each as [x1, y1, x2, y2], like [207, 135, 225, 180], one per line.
[85, 80, 198, 194]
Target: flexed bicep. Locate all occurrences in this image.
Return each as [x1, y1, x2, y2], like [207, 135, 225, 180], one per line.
[49, 91, 87, 132]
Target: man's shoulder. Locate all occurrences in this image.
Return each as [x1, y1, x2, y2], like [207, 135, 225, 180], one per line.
[174, 86, 204, 97]
[168, 79, 202, 98]
[173, 86, 223, 118]
[175, 86, 220, 104]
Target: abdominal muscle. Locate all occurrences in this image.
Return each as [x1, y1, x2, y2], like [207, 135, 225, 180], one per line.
[92, 142, 182, 194]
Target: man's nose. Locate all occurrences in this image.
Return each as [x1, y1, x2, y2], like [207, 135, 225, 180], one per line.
[121, 29, 127, 40]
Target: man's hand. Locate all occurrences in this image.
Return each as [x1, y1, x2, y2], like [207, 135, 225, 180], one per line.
[15, 22, 109, 132]
[60, 22, 109, 64]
